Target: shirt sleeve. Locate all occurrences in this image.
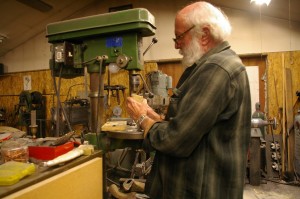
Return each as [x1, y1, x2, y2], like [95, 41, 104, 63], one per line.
[145, 63, 238, 157]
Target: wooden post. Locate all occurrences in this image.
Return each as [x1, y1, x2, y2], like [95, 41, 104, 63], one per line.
[285, 67, 294, 172]
[281, 53, 286, 173]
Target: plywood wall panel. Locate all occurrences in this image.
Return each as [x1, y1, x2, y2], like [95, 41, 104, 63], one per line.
[0, 63, 158, 134]
[267, 51, 300, 134]
[2, 55, 298, 136]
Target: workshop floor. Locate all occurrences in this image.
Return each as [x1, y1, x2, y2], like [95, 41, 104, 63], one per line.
[243, 181, 300, 199]
[107, 181, 300, 199]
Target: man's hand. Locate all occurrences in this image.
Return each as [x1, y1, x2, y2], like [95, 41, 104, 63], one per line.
[126, 97, 148, 121]
[126, 96, 163, 121]
[126, 96, 162, 137]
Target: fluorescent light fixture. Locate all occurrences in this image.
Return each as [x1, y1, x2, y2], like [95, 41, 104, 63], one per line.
[251, 0, 271, 6]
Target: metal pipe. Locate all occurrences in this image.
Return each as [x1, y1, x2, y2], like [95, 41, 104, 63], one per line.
[89, 72, 105, 133]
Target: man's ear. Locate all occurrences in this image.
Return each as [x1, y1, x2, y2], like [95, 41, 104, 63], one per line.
[201, 27, 210, 46]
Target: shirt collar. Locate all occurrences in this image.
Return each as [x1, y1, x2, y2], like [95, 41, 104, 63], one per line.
[194, 41, 231, 66]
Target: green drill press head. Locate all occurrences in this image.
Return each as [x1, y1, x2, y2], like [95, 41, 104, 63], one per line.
[46, 8, 156, 78]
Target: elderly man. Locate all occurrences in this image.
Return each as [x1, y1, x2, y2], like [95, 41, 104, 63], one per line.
[126, 1, 251, 198]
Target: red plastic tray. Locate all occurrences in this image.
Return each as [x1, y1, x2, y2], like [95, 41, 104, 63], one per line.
[28, 142, 74, 160]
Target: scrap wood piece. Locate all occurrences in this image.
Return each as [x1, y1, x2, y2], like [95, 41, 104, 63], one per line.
[285, 68, 295, 172]
[101, 121, 127, 132]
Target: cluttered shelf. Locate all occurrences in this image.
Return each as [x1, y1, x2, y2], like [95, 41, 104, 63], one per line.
[0, 150, 103, 198]
[0, 126, 103, 199]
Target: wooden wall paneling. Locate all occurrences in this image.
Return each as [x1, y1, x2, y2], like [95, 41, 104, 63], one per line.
[1, 51, 299, 141]
[267, 51, 300, 133]
[0, 70, 88, 136]
[267, 53, 284, 135]
[0, 63, 159, 135]
[267, 51, 300, 173]
[285, 68, 294, 172]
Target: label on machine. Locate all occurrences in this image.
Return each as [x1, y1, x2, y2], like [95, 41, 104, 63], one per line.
[106, 37, 123, 47]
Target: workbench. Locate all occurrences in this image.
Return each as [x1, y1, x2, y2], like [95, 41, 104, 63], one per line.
[0, 151, 103, 199]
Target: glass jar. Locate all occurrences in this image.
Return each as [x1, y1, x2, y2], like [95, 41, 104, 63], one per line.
[1, 139, 29, 163]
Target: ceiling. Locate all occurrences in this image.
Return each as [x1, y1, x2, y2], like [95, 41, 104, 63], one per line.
[0, 0, 299, 57]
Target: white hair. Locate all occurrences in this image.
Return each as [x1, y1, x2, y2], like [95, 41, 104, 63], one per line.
[182, 1, 232, 42]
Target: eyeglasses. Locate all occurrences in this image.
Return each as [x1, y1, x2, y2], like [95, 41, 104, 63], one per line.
[173, 25, 195, 43]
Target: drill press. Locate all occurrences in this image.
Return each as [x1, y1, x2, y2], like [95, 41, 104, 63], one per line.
[46, 8, 156, 149]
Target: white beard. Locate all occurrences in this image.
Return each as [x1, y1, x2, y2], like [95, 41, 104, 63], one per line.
[179, 37, 204, 67]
